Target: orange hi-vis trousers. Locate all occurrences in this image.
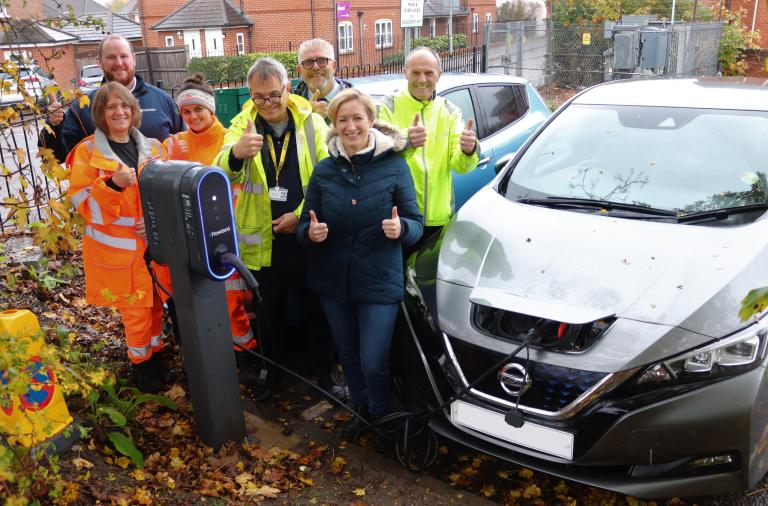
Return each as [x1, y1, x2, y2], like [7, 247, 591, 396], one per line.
[119, 291, 165, 364]
[225, 272, 256, 351]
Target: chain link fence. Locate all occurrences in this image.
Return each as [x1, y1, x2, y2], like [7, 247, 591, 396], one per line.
[486, 20, 723, 104]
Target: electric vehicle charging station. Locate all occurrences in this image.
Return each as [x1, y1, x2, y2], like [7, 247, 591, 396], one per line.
[139, 160, 246, 449]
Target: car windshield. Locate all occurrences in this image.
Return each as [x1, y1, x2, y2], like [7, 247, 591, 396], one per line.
[505, 104, 768, 214]
[82, 67, 103, 78]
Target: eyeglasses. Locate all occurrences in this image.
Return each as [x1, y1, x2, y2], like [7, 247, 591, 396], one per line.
[251, 84, 286, 105]
[300, 57, 331, 69]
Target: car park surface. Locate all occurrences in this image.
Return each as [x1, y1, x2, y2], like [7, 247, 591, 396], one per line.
[350, 73, 550, 209]
[396, 77, 768, 498]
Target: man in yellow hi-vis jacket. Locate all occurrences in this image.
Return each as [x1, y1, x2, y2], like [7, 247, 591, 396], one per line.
[214, 58, 345, 401]
[377, 46, 479, 242]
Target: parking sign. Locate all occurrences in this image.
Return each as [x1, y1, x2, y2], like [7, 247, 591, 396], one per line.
[400, 0, 425, 28]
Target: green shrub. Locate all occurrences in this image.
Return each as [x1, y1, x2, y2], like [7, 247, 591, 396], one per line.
[719, 9, 761, 76]
[187, 51, 299, 83]
[412, 34, 468, 52]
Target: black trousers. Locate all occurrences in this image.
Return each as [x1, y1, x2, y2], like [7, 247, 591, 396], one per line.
[250, 234, 335, 381]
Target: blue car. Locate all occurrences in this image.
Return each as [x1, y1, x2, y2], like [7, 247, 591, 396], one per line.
[350, 73, 550, 208]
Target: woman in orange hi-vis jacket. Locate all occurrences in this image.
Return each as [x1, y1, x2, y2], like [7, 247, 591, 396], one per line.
[67, 82, 171, 394]
[162, 74, 259, 383]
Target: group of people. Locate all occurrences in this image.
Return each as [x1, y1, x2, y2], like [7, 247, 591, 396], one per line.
[50, 34, 479, 448]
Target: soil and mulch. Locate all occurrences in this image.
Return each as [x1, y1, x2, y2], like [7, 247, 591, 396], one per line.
[1, 231, 764, 505]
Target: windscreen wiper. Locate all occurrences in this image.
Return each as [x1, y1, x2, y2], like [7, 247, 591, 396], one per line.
[676, 203, 768, 223]
[516, 196, 678, 218]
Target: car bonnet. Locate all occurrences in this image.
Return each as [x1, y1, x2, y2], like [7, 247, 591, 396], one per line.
[437, 187, 768, 339]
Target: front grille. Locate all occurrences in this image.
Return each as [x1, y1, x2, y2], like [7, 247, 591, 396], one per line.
[449, 336, 607, 413]
[472, 304, 615, 353]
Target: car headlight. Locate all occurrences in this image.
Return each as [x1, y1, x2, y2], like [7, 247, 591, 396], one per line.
[633, 320, 768, 389]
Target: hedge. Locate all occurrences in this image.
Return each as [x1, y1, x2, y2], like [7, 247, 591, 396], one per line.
[187, 51, 299, 84]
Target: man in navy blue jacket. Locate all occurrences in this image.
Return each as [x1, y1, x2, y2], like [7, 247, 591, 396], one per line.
[52, 35, 183, 155]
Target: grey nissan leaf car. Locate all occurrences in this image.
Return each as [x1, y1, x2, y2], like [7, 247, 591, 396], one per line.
[395, 77, 768, 498]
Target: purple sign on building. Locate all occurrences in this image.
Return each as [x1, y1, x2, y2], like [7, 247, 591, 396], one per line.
[337, 1, 351, 20]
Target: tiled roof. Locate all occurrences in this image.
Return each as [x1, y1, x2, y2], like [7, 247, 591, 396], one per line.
[152, 0, 253, 30]
[0, 18, 77, 45]
[57, 12, 142, 42]
[117, 0, 138, 15]
[42, 0, 111, 18]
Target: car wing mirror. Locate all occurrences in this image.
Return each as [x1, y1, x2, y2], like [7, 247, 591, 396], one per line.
[495, 152, 517, 174]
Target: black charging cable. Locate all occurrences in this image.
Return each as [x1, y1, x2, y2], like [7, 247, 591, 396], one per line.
[214, 249, 538, 472]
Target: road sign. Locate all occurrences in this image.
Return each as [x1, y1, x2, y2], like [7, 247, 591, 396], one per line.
[337, 1, 351, 20]
[401, 0, 425, 28]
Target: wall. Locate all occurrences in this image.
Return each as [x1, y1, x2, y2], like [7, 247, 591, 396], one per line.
[730, 0, 767, 47]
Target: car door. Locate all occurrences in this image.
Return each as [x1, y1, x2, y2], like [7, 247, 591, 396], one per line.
[440, 86, 493, 210]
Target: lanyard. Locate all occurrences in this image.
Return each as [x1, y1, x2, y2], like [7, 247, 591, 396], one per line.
[266, 131, 291, 186]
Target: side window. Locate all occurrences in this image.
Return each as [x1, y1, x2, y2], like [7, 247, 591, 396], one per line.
[442, 88, 478, 137]
[476, 85, 529, 137]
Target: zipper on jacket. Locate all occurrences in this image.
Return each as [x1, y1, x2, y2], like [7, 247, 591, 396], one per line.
[420, 103, 428, 224]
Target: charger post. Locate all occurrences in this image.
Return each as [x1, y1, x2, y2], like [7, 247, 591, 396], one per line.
[139, 160, 245, 448]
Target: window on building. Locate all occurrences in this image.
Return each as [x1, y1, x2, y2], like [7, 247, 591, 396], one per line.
[236, 33, 245, 55]
[165, 36, 174, 47]
[430, 18, 436, 38]
[375, 19, 393, 48]
[338, 22, 353, 54]
[472, 13, 479, 33]
[4, 50, 29, 63]
[486, 13, 492, 24]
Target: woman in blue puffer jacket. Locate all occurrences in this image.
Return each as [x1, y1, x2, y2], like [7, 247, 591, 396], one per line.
[297, 88, 423, 449]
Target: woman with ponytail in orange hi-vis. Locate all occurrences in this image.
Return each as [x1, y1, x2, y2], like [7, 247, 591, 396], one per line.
[163, 74, 259, 383]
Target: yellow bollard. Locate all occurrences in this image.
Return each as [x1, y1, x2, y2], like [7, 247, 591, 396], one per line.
[0, 309, 73, 447]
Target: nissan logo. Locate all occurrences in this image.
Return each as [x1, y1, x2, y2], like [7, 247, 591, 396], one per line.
[498, 363, 532, 397]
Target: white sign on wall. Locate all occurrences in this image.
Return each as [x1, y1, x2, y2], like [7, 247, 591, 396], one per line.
[400, 0, 425, 28]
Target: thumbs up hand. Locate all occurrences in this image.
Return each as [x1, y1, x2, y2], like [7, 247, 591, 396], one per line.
[47, 95, 64, 126]
[310, 89, 329, 118]
[308, 210, 328, 243]
[112, 162, 136, 189]
[460, 117, 477, 155]
[232, 118, 264, 160]
[407, 113, 427, 148]
[382, 206, 401, 239]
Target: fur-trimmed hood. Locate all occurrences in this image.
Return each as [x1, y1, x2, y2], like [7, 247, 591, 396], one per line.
[327, 120, 406, 162]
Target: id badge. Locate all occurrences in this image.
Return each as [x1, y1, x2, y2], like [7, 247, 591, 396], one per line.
[269, 186, 288, 202]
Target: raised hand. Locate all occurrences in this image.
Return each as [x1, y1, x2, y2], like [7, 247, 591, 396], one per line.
[112, 163, 136, 188]
[232, 119, 264, 159]
[310, 89, 329, 118]
[47, 95, 64, 126]
[460, 117, 477, 155]
[407, 113, 427, 148]
[382, 206, 401, 239]
[308, 210, 328, 243]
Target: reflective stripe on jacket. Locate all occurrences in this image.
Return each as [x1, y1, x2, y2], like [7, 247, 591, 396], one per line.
[67, 128, 165, 308]
[214, 94, 329, 270]
[376, 90, 479, 226]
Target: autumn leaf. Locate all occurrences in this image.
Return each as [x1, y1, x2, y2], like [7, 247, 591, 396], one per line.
[329, 455, 346, 474]
[79, 94, 90, 109]
[480, 484, 496, 497]
[522, 483, 542, 499]
[71, 457, 93, 468]
[739, 286, 768, 321]
[519, 467, 534, 479]
[15, 148, 26, 166]
[353, 487, 366, 496]
[298, 476, 314, 486]
[553, 481, 569, 495]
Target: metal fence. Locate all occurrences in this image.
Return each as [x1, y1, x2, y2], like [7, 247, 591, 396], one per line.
[485, 20, 723, 102]
[0, 111, 61, 234]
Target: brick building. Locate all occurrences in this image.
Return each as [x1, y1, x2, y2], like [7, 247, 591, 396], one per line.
[726, 0, 767, 47]
[146, 0, 497, 66]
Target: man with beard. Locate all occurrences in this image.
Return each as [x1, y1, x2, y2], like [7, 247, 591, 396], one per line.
[56, 35, 183, 154]
[293, 38, 352, 122]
